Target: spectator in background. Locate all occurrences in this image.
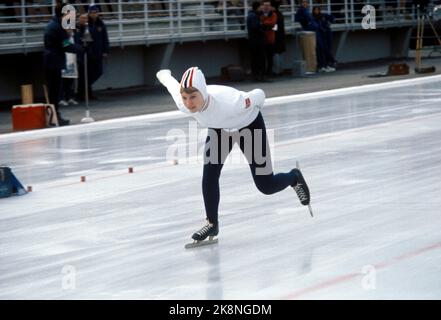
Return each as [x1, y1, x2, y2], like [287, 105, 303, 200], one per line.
[295, 0, 330, 73]
[271, 0, 286, 75]
[312, 6, 336, 72]
[247, 1, 266, 81]
[260, 1, 277, 77]
[77, 4, 109, 101]
[76, 13, 88, 101]
[43, 0, 83, 126]
[87, 4, 109, 98]
[59, 29, 80, 107]
[295, 0, 318, 31]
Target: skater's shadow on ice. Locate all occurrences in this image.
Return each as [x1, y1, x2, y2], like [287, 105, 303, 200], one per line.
[190, 246, 223, 299]
[298, 246, 314, 275]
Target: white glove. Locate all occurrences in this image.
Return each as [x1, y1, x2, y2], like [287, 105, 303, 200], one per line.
[247, 89, 265, 109]
[156, 69, 171, 84]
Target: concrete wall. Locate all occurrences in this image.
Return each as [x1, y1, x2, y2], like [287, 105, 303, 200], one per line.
[94, 46, 145, 90]
[335, 30, 391, 63]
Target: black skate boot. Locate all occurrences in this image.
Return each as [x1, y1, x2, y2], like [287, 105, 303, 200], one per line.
[185, 220, 219, 249]
[192, 220, 219, 241]
[291, 168, 310, 206]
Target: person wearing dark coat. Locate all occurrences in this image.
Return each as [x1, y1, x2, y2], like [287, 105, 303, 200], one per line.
[43, 1, 83, 126]
[295, 0, 329, 72]
[271, 0, 286, 75]
[294, 0, 319, 32]
[260, 1, 277, 77]
[272, 0, 286, 54]
[312, 6, 336, 70]
[247, 1, 266, 81]
[77, 4, 109, 101]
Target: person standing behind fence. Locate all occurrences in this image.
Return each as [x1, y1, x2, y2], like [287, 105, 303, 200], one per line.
[295, 0, 318, 32]
[260, 1, 277, 77]
[43, 0, 83, 126]
[59, 30, 80, 107]
[87, 4, 109, 99]
[271, 0, 286, 75]
[76, 13, 87, 101]
[312, 6, 336, 71]
[247, 1, 266, 81]
[77, 4, 109, 101]
[295, 0, 329, 73]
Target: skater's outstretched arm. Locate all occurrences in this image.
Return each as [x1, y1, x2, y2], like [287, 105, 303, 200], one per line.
[156, 69, 190, 114]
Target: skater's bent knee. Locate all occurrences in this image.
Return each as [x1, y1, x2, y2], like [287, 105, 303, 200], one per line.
[256, 183, 274, 195]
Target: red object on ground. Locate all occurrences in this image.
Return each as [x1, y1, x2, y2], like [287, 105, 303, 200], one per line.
[12, 104, 47, 131]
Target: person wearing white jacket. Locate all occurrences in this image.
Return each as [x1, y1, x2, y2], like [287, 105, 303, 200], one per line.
[156, 67, 310, 246]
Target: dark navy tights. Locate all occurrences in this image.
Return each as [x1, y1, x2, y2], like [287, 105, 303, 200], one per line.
[202, 112, 297, 224]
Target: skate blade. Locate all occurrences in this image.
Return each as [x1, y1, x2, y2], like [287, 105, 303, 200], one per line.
[308, 204, 314, 217]
[185, 238, 218, 249]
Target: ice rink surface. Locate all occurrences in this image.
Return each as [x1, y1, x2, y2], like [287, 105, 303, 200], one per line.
[1, 76, 441, 299]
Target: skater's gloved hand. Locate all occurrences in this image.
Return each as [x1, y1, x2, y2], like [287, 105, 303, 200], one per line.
[156, 69, 172, 84]
[246, 89, 266, 109]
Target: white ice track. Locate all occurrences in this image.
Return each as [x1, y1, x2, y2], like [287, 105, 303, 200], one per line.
[1, 75, 441, 300]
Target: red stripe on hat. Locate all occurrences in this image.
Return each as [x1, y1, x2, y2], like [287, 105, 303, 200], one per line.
[185, 67, 194, 88]
[188, 68, 195, 87]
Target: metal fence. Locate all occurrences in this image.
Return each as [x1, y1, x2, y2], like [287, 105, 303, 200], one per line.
[0, 0, 422, 54]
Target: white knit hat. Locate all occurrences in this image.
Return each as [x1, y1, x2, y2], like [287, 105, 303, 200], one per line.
[180, 67, 207, 101]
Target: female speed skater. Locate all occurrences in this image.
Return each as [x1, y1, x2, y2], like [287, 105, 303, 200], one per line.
[156, 67, 311, 246]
